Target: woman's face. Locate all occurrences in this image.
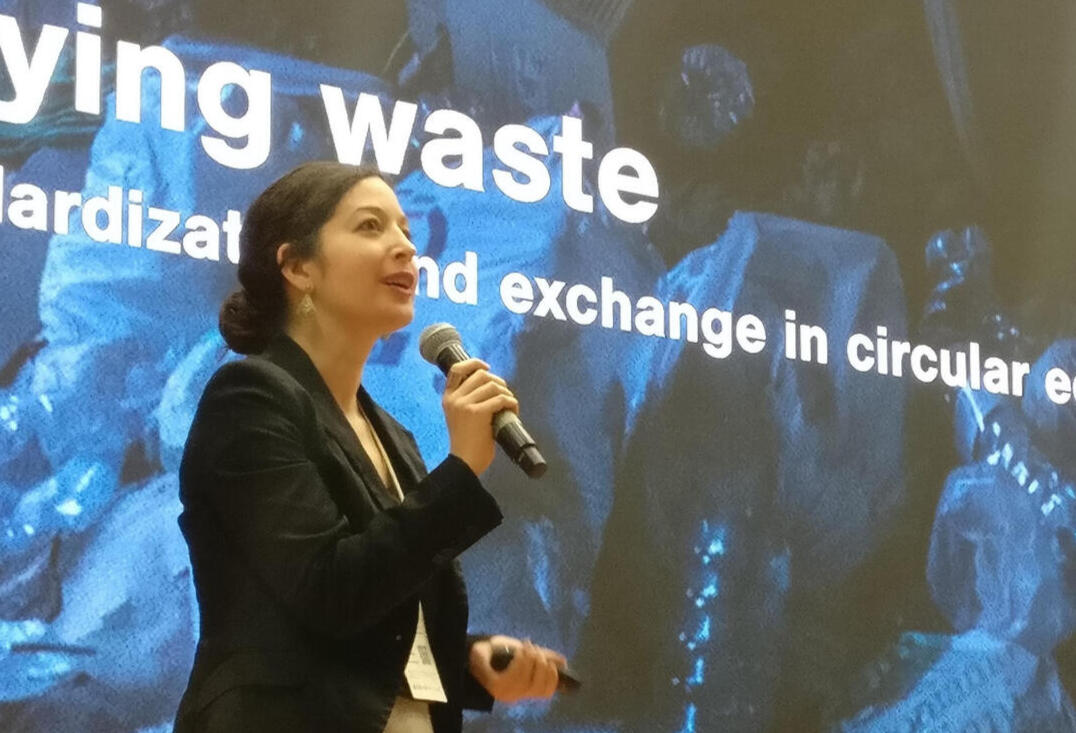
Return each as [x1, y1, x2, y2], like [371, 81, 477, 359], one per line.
[308, 177, 418, 338]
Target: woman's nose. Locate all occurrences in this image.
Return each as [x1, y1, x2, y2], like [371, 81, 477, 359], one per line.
[395, 232, 417, 259]
[400, 235, 417, 257]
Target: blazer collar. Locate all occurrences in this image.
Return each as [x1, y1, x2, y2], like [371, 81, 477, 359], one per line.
[259, 333, 424, 511]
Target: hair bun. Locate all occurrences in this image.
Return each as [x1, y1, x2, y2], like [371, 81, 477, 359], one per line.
[218, 289, 274, 354]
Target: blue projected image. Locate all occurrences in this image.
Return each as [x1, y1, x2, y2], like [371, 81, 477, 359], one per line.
[2, 0, 1076, 731]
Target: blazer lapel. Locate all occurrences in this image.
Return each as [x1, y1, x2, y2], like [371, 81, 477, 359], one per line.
[359, 389, 428, 496]
[315, 401, 399, 513]
[261, 334, 397, 512]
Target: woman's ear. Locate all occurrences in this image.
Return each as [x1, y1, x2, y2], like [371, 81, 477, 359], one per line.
[277, 242, 314, 293]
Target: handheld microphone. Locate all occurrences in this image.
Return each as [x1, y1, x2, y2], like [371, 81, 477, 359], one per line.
[419, 323, 547, 479]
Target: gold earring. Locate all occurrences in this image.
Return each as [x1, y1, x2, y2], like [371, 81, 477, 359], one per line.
[299, 292, 315, 316]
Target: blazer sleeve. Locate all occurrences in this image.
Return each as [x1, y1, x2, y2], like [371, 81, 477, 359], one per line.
[181, 359, 503, 640]
[462, 634, 496, 711]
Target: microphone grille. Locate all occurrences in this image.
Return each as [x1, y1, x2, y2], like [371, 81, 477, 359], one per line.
[419, 322, 462, 364]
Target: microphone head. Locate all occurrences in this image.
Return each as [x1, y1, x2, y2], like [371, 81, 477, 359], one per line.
[419, 322, 462, 364]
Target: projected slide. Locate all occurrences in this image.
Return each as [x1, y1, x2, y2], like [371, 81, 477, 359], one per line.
[2, 1, 1076, 730]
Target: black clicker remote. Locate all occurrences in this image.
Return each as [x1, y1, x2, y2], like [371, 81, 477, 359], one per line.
[489, 645, 583, 692]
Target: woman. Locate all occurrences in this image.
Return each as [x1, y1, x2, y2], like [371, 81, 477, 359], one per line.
[174, 162, 564, 732]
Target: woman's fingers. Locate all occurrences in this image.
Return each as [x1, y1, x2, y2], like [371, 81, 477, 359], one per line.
[444, 358, 489, 391]
[494, 643, 533, 698]
[473, 394, 520, 418]
[470, 636, 565, 703]
[527, 641, 559, 698]
[453, 368, 509, 399]
[537, 645, 568, 667]
[524, 642, 542, 691]
[457, 380, 514, 406]
[448, 373, 519, 416]
[507, 642, 558, 701]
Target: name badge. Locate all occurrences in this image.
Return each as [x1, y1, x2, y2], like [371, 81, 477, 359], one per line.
[405, 605, 448, 703]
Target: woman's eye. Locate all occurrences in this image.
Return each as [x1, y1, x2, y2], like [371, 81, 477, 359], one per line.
[357, 219, 381, 232]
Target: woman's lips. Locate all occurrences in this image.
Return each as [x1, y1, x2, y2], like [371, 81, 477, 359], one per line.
[382, 272, 416, 294]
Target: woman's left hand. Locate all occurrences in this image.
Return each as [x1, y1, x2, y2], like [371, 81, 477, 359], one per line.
[468, 635, 566, 703]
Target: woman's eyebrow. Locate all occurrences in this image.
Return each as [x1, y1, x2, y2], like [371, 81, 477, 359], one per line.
[350, 205, 384, 218]
[350, 205, 407, 220]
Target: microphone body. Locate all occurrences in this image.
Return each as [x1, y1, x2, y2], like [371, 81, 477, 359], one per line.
[420, 324, 547, 479]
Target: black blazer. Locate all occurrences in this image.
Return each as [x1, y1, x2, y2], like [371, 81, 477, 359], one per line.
[174, 334, 503, 732]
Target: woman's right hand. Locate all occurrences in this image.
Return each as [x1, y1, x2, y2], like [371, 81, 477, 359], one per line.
[442, 358, 518, 475]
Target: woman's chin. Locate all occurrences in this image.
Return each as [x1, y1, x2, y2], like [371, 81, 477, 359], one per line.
[383, 305, 415, 333]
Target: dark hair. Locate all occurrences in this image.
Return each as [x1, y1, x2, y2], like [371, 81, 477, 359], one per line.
[219, 162, 384, 354]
